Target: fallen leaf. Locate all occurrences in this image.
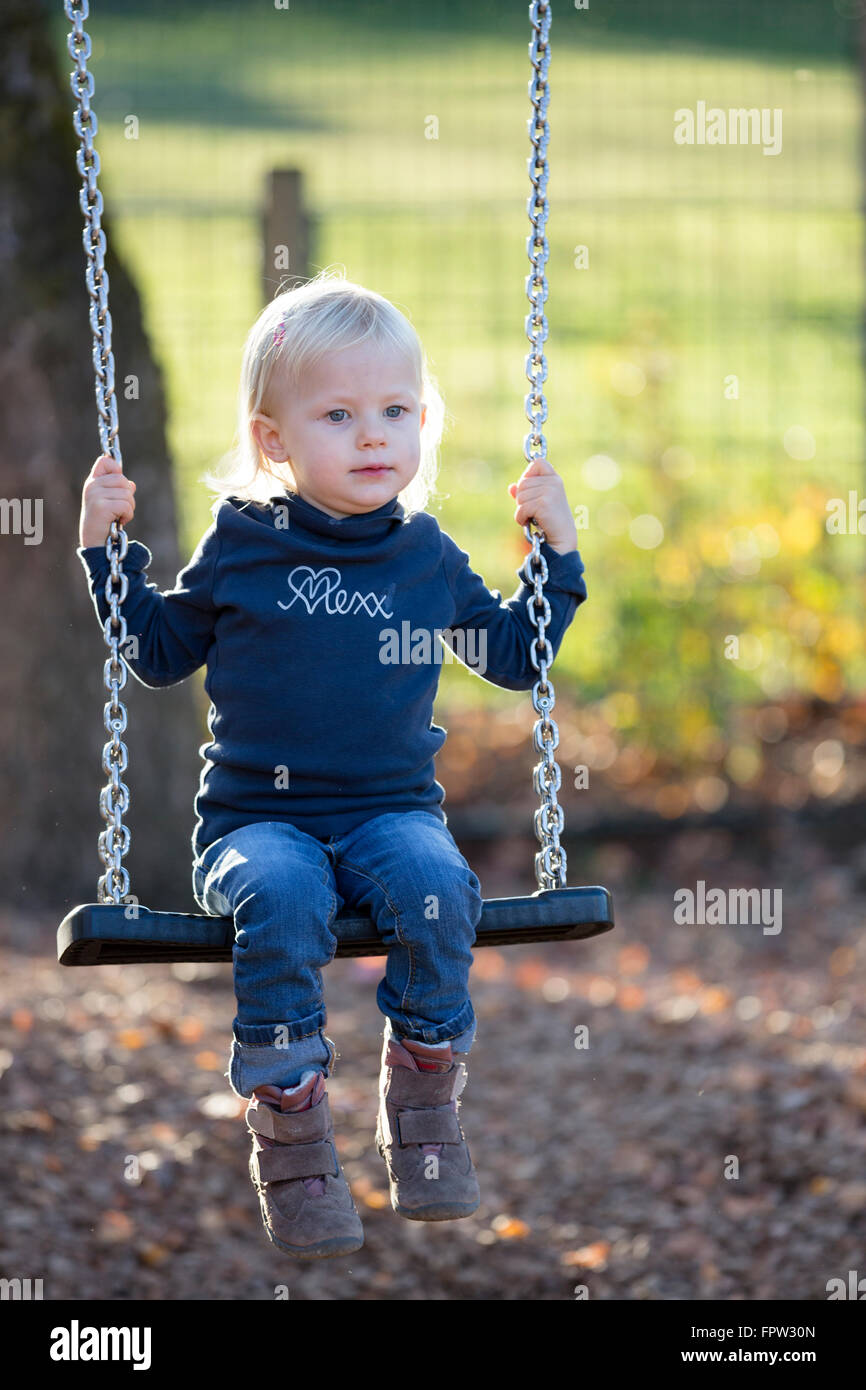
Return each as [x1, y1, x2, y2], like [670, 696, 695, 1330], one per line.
[151, 1123, 178, 1145]
[698, 987, 731, 1014]
[471, 950, 507, 981]
[362, 1190, 389, 1209]
[8, 1109, 53, 1133]
[671, 969, 703, 994]
[193, 1051, 223, 1071]
[836, 1181, 866, 1212]
[512, 959, 547, 990]
[137, 1243, 169, 1267]
[176, 1018, 205, 1044]
[562, 1241, 610, 1269]
[98, 1210, 134, 1242]
[491, 1215, 530, 1239]
[617, 984, 645, 1011]
[808, 1175, 832, 1196]
[617, 944, 649, 976]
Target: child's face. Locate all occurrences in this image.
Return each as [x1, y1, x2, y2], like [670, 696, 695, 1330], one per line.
[252, 341, 427, 519]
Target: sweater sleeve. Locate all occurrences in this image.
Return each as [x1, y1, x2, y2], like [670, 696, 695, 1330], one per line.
[76, 524, 221, 689]
[439, 531, 587, 691]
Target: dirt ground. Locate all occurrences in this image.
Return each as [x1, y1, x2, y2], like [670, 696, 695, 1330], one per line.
[1, 819, 864, 1302]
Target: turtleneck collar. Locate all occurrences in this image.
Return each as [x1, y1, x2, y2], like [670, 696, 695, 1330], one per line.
[267, 490, 405, 539]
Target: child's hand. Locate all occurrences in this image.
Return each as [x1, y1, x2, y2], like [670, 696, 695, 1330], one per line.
[79, 453, 137, 549]
[508, 457, 577, 554]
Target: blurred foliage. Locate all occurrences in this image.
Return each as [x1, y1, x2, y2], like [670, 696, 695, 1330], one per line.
[49, 0, 865, 779]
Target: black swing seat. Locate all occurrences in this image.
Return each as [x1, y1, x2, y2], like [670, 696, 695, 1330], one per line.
[57, 886, 614, 966]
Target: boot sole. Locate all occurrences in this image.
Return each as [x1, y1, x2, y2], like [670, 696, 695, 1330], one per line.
[391, 1196, 480, 1221]
[265, 1223, 364, 1258]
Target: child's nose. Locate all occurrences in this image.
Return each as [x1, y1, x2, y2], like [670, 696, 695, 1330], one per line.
[359, 420, 386, 442]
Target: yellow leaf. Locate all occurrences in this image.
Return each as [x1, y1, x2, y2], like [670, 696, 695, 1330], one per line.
[98, 1210, 134, 1242]
[618, 944, 649, 976]
[363, 1190, 389, 1210]
[562, 1240, 610, 1269]
[699, 987, 731, 1015]
[617, 985, 645, 1012]
[491, 1214, 530, 1239]
[137, 1243, 170, 1267]
[176, 1017, 205, 1043]
[194, 1050, 223, 1071]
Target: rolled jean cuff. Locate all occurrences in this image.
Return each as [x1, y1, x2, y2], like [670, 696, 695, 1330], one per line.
[228, 1031, 337, 1098]
[387, 999, 476, 1051]
[447, 1022, 476, 1053]
[232, 1010, 326, 1046]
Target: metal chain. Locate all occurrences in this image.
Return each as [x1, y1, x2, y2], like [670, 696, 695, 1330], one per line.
[63, 0, 561, 900]
[64, 0, 133, 906]
[522, 0, 566, 892]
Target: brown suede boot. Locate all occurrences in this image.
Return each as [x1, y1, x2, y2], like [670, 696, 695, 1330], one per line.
[375, 1034, 480, 1221]
[246, 1069, 364, 1258]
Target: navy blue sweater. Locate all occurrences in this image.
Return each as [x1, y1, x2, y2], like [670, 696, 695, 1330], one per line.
[77, 491, 587, 861]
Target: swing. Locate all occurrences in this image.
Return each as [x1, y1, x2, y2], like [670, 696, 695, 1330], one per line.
[57, 0, 614, 967]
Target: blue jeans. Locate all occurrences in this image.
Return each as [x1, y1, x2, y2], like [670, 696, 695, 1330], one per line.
[191, 810, 482, 1097]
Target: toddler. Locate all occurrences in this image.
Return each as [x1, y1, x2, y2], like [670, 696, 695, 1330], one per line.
[77, 270, 587, 1259]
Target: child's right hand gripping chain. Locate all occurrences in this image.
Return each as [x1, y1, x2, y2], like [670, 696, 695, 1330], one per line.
[507, 456, 578, 555]
[79, 453, 137, 549]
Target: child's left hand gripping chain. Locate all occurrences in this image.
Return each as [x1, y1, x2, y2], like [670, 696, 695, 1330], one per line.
[508, 457, 578, 555]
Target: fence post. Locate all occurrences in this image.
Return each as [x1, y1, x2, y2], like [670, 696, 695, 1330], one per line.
[261, 168, 310, 304]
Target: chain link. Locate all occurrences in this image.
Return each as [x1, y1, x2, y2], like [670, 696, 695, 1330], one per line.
[65, 0, 132, 906]
[522, 0, 567, 891]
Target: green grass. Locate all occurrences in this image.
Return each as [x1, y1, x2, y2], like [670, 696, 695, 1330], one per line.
[51, 0, 865, 765]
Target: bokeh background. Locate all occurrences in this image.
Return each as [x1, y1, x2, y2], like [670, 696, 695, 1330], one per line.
[0, 0, 864, 1302]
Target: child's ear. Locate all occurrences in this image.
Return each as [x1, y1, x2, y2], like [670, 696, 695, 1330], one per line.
[251, 413, 285, 461]
[250, 416, 266, 453]
[420, 403, 427, 429]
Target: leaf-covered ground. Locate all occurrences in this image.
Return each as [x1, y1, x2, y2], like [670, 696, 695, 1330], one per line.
[1, 814, 863, 1302]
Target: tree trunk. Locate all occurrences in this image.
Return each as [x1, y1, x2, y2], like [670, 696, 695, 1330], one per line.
[0, 0, 205, 915]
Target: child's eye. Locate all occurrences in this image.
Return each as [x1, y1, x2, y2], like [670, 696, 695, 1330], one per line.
[325, 406, 407, 422]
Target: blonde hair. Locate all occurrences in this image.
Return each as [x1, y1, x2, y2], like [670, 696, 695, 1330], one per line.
[201, 267, 450, 518]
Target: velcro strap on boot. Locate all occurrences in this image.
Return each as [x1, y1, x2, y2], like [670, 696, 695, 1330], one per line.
[395, 1106, 462, 1146]
[247, 1095, 331, 1143]
[253, 1139, 339, 1183]
[386, 1067, 457, 1108]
